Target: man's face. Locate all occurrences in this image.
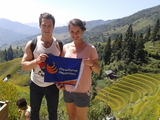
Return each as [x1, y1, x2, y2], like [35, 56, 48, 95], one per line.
[40, 18, 54, 37]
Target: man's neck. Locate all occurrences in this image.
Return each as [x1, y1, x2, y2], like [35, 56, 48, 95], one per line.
[40, 35, 53, 42]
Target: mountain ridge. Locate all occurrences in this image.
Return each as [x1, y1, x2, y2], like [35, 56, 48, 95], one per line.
[0, 18, 40, 35]
[0, 4, 160, 49]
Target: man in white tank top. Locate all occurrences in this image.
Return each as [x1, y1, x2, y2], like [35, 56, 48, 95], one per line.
[21, 12, 61, 120]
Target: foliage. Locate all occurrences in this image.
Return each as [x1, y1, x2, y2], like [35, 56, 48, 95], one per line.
[0, 80, 29, 120]
[0, 58, 30, 119]
[83, 5, 160, 44]
[103, 37, 111, 65]
[0, 46, 24, 63]
[144, 40, 160, 59]
[57, 91, 68, 120]
[151, 19, 160, 41]
[95, 19, 160, 77]
[96, 73, 160, 119]
[88, 100, 107, 120]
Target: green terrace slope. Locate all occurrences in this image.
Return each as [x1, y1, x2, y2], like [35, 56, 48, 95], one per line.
[96, 73, 160, 119]
[0, 58, 30, 86]
[0, 58, 30, 119]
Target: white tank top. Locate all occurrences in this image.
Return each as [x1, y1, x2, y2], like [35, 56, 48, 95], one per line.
[31, 35, 60, 87]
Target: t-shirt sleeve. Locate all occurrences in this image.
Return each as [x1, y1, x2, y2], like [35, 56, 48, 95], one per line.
[26, 106, 31, 112]
[3, 78, 8, 82]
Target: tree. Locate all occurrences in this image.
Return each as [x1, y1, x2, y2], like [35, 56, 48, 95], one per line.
[116, 34, 123, 61]
[4, 49, 8, 61]
[94, 43, 104, 61]
[103, 37, 112, 65]
[151, 19, 160, 41]
[121, 25, 136, 63]
[134, 33, 147, 64]
[13, 47, 24, 58]
[111, 34, 122, 62]
[144, 27, 151, 42]
[7, 46, 14, 60]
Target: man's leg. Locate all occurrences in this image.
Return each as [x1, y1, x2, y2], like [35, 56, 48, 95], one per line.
[44, 84, 59, 120]
[30, 81, 44, 120]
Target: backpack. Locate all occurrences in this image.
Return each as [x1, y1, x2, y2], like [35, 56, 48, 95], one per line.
[30, 38, 63, 59]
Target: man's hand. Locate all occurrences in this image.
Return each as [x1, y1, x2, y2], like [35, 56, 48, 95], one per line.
[56, 83, 65, 90]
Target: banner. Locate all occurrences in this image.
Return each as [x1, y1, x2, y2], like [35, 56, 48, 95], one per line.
[43, 54, 84, 89]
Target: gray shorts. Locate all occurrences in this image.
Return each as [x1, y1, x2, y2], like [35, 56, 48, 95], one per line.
[63, 90, 90, 107]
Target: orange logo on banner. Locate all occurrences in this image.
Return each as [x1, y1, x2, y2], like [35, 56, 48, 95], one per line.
[46, 62, 58, 74]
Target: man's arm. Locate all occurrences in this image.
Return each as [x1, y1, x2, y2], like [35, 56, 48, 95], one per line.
[21, 41, 38, 71]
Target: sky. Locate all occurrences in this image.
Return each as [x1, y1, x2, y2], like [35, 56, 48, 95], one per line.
[0, 0, 160, 27]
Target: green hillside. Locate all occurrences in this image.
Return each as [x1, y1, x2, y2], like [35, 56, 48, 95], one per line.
[96, 73, 160, 119]
[84, 5, 160, 43]
[0, 58, 30, 119]
[0, 48, 160, 119]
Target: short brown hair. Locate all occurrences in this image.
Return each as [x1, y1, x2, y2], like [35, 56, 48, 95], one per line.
[39, 12, 55, 26]
[16, 98, 27, 107]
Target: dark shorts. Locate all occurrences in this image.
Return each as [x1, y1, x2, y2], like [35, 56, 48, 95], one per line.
[63, 90, 90, 107]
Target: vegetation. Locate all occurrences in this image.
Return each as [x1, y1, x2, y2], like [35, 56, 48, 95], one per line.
[0, 58, 29, 119]
[96, 73, 160, 119]
[70, 5, 160, 45]
[0, 46, 23, 63]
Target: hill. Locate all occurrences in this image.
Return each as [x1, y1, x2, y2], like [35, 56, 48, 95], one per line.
[0, 18, 40, 47]
[0, 18, 40, 35]
[3, 20, 113, 49]
[0, 18, 113, 49]
[84, 5, 160, 43]
[25, 22, 39, 28]
[7, 4, 160, 49]
[0, 28, 29, 46]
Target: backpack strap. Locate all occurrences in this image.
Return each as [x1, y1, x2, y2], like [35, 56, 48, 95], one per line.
[30, 38, 37, 60]
[56, 40, 63, 54]
[30, 38, 63, 59]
